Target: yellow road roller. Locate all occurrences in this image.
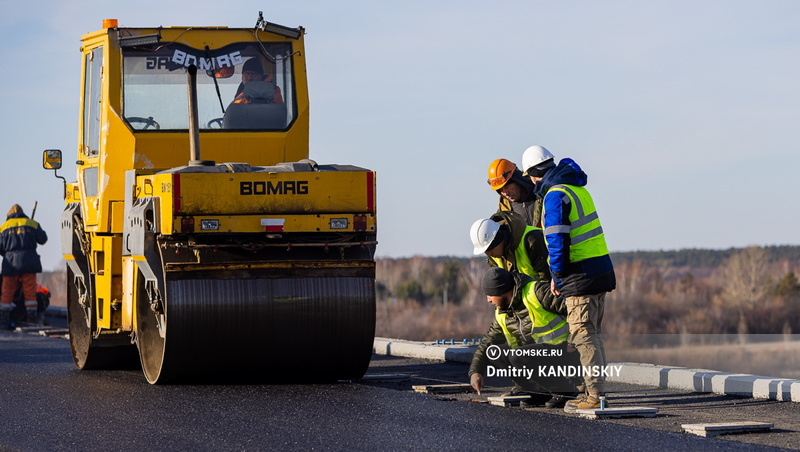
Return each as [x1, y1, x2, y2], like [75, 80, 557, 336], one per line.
[43, 14, 377, 384]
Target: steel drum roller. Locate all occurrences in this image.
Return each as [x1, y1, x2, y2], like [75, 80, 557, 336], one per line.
[136, 267, 376, 384]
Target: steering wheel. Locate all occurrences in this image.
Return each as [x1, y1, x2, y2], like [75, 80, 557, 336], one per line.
[207, 118, 224, 129]
[127, 116, 161, 130]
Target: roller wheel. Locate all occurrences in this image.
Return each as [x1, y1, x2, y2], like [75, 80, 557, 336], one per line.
[135, 273, 169, 384]
[67, 267, 139, 370]
[135, 268, 375, 384]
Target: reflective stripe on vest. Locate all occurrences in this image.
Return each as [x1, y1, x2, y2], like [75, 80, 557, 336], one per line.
[490, 226, 540, 280]
[0, 217, 39, 234]
[545, 184, 609, 263]
[494, 282, 569, 347]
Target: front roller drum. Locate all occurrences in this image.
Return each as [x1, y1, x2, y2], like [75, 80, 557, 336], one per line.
[136, 268, 375, 384]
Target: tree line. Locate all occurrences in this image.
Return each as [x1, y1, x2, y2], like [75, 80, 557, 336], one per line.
[37, 245, 800, 341]
[376, 246, 800, 340]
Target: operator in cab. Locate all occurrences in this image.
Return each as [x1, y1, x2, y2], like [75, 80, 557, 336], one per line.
[233, 58, 284, 104]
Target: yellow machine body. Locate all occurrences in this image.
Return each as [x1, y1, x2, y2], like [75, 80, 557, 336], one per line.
[51, 17, 377, 383]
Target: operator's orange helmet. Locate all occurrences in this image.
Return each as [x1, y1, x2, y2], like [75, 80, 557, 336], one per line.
[487, 159, 517, 190]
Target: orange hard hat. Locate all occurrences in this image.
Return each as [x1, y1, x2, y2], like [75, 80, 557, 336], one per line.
[487, 159, 517, 190]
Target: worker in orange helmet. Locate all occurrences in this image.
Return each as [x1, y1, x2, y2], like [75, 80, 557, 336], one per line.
[487, 158, 541, 228]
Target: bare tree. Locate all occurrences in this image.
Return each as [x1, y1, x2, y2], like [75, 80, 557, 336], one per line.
[460, 258, 488, 306]
[717, 246, 771, 338]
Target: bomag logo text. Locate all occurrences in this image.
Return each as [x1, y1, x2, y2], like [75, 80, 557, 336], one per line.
[240, 181, 309, 195]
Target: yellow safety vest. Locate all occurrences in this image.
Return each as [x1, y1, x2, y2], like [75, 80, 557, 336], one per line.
[490, 226, 539, 280]
[545, 184, 609, 263]
[495, 282, 569, 348]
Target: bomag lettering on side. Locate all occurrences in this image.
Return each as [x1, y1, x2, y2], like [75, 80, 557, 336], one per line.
[42, 14, 377, 384]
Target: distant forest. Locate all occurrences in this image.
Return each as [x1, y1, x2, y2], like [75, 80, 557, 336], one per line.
[375, 246, 800, 341]
[610, 245, 800, 268]
[39, 245, 800, 342]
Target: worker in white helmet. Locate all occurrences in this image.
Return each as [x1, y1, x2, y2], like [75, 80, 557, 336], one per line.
[469, 211, 551, 284]
[520, 145, 557, 183]
[520, 145, 616, 412]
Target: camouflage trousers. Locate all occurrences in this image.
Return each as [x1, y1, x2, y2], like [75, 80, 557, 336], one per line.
[565, 292, 607, 396]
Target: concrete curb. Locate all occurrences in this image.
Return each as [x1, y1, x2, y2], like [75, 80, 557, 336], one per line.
[373, 337, 800, 403]
[608, 361, 800, 403]
[374, 337, 475, 364]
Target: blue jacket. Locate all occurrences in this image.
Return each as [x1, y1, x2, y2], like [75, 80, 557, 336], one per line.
[534, 159, 615, 297]
[0, 213, 48, 275]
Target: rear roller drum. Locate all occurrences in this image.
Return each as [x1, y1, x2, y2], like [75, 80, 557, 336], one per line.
[135, 269, 375, 384]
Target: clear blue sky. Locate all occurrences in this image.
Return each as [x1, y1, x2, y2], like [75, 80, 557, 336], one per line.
[2, 1, 799, 271]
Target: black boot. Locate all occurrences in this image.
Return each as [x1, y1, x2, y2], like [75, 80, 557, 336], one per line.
[0, 310, 12, 330]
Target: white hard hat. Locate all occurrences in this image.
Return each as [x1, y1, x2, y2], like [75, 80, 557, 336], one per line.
[521, 145, 555, 176]
[469, 218, 501, 255]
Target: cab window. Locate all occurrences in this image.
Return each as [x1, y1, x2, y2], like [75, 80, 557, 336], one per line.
[83, 48, 103, 156]
[122, 42, 295, 131]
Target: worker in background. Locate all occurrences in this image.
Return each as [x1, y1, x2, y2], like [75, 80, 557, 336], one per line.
[486, 159, 541, 227]
[469, 267, 579, 409]
[0, 204, 48, 329]
[522, 145, 616, 411]
[233, 57, 284, 104]
[469, 211, 552, 285]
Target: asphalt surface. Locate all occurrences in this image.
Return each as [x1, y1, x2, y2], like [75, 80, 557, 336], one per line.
[1, 319, 799, 451]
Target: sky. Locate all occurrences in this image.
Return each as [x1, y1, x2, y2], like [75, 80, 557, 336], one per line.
[1, 1, 799, 271]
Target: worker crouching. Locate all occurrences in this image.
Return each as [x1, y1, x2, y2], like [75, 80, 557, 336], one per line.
[469, 267, 580, 409]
